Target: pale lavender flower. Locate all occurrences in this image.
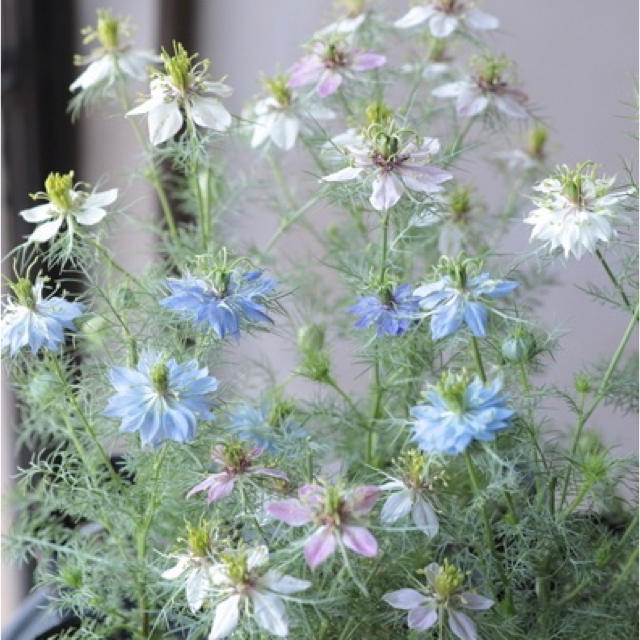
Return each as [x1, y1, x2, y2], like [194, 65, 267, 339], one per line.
[323, 133, 452, 211]
[383, 560, 493, 640]
[266, 484, 380, 569]
[395, 2, 499, 38]
[208, 545, 311, 639]
[162, 552, 212, 614]
[288, 40, 386, 98]
[187, 442, 287, 504]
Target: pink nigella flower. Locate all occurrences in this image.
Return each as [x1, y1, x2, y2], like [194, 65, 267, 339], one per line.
[323, 123, 453, 211]
[265, 483, 380, 569]
[287, 40, 386, 98]
[187, 441, 288, 504]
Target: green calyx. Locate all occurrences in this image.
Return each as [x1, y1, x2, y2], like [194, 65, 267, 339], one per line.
[433, 559, 466, 599]
[472, 54, 510, 85]
[527, 126, 548, 159]
[448, 184, 472, 221]
[11, 278, 35, 308]
[186, 520, 214, 558]
[162, 42, 196, 94]
[44, 171, 74, 211]
[264, 74, 292, 106]
[501, 326, 537, 363]
[435, 371, 469, 414]
[435, 254, 481, 291]
[365, 100, 393, 127]
[149, 361, 170, 395]
[268, 395, 296, 427]
[557, 162, 596, 207]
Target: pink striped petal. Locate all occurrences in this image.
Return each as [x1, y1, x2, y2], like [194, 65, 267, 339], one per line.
[350, 485, 380, 515]
[265, 499, 313, 526]
[250, 467, 289, 480]
[304, 526, 337, 569]
[341, 525, 378, 557]
[317, 71, 343, 97]
[351, 52, 386, 72]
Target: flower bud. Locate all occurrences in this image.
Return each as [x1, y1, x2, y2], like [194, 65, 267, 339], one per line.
[501, 328, 536, 363]
[574, 372, 592, 395]
[365, 100, 392, 127]
[297, 324, 325, 355]
[80, 315, 109, 346]
[527, 126, 548, 160]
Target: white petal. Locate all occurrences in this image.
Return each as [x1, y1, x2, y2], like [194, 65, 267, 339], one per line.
[29, 217, 63, 243]
[126, 94, 164, 116]
[186, 568, 209, 613]
[412, 496, 439, 537]
[251, 113, 277, 148]
[260, 570, 311, 594]
[147, 101, 183, 145]
[190, 96, 232, 132]
[203, 81, 234, 98]
[380, 490, 413, 524]
[432, 81, 467, 99]
[209, 595, 241, 640]
[322, 166, 364, 182]
[20, 203, 54, 223]
[370, 172, 403, 211]
[395, 6, 434, 29]
[85, 188, 118, 208]
[270, 114, 300, 150]
[457, 90, 489, 118]
[75, 207, 106, 225]
[465, 9, 499, 30]
[429, 13, 459, 38]
[495, 95, 528, 119]
[161, 556, 189, 580]
[250, 591, 288, 637]
[69, 56, 113, 91]
[448, 609, 478, 640]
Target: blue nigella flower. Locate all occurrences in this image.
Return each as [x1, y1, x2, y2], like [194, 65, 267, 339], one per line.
[349, 284, 419, 337]
[104, 350, 218, 448]
[413, 263, 518, 340]
[227, 396, 305, 451]
[160, 269, 277, 340]
[1, 277, 84, 355]
[409, 372, 514, 455]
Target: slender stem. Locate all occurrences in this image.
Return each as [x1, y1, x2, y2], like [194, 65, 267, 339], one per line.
[117, 74, 179, 242]
[263, 195, 321, 252]
[378, 209, 391, 283]
[595, 248, 631, 310]
[559, 303, 639, 508]
[560, 482, 592, 519]
[438, 607, 444, 640]
[470, 336, 486, 383]
[269, 152, 298, 210]
[446, 117, 475, 166]
[464, 449, 514, 613]
[325, 376, 367, 425]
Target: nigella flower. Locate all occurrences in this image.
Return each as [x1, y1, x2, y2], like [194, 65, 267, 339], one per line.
[433, 55, 528, 119]
[379, 450, 440, 537]
[250, 74, 335, 151]
[287, 39, 386, 98]
[266, 483, 380, 570]
[70, 9, 160, 92]
[161, 267, 277, 340]
[20, 171, 117, 244]
[395, 1, 499, 38]
[227, 396, 304, 451]
[524, 163, 630, 260]
[208, 545, 311, 639]
[316, 0, 371, 36]
[349, 284, 419, 336]
[126, 42, 232, 146]
[323, 122, 452, 211]
[413, 256, 518, 340]
[162, 521, 218, 614]
[104, 350, 218, 448]
[187, 441, 287, 504]
[2, 277, 84, 356]
[383, 559, 493, 640]
[409, 371, 514, 455]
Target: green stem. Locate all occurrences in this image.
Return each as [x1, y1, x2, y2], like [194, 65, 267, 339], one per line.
[559, 303, 639, 508]
[560, 482, 592, 519]
[464, 449, 514, 613]
[446, 117, 475, 166]
[263, 195, 321, 252]
[269, 152, 298, 210]
[470, 336, 486, 383]
[595, 248, 631, 310]
[325, 376, 367, 425]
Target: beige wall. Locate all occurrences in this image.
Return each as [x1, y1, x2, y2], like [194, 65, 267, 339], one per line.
[2, 0, 637, 626]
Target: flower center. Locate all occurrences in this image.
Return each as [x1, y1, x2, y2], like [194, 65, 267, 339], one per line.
[324, 43, 349, 68]
[162, 42, 193, 94]
[433, 559, 465, 600]
[436, 371, 469, 414]
[186, 520, 214, 558]
[11, 278, 35, 309]
[436, 0, 461, 14]
[265, 74, 292, 107]
[97, 11, 120, 49]
[150, 362, 170, 396]
[45, 171, 74, 212]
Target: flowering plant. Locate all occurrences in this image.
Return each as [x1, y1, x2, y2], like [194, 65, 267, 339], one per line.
[3, 3, 638, 640]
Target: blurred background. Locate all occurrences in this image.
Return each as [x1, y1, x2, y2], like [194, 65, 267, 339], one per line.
[1, 0, 638, 631]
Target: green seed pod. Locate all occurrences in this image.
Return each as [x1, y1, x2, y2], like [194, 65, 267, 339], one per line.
[501, 329, 536, 363]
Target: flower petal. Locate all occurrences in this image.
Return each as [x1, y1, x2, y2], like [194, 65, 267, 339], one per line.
[350, 485, 380, 514]
[458, 592, 494, 610]
[408, 603, 439, 630]
[394, 6, 434, 29]
[370, 172, 403, 211]
[412, 496, 439, 538]
[380, 489, 413, 524]
[20, 204, 54, 223]
[465, 9, 499, 30]
[429, 13, 459, 38]
[250, 590, 288, 637]
[382, 588, 429, 609]
[186, 567, 208, 613]
[148, 101, 183, 145]
[75, 207, 107, 225]
[323, 166, 364, 182]
[448, 609, 478, 640]
[190, 96, 232, 132]
[317, 70, 343, 97]
[260, 570, 312, 594]
[161, 556, 189, 580]
[265, 499, 313, 526]
[351, 52, 386, 71]
[209, 594, 240, 640]
[341, 525, 378, 557]
[29, 216, 63, 243]
[304, 526, 336, 569]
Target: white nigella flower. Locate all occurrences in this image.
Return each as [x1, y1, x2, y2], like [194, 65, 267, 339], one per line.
[433, 55, 528, 119]
[20, 171, 117, 244]
[70, 9, 160, 92]
[208, 545, 311, 639]
[251, 74, 335, 151]
[395, 1, 499, 38]
[379, 450, 440, 538]
[524, 163, 630, 260]
[127, 42, 232, 146]
[323, 122, 453, 211]
[383, 560, 493, 640]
